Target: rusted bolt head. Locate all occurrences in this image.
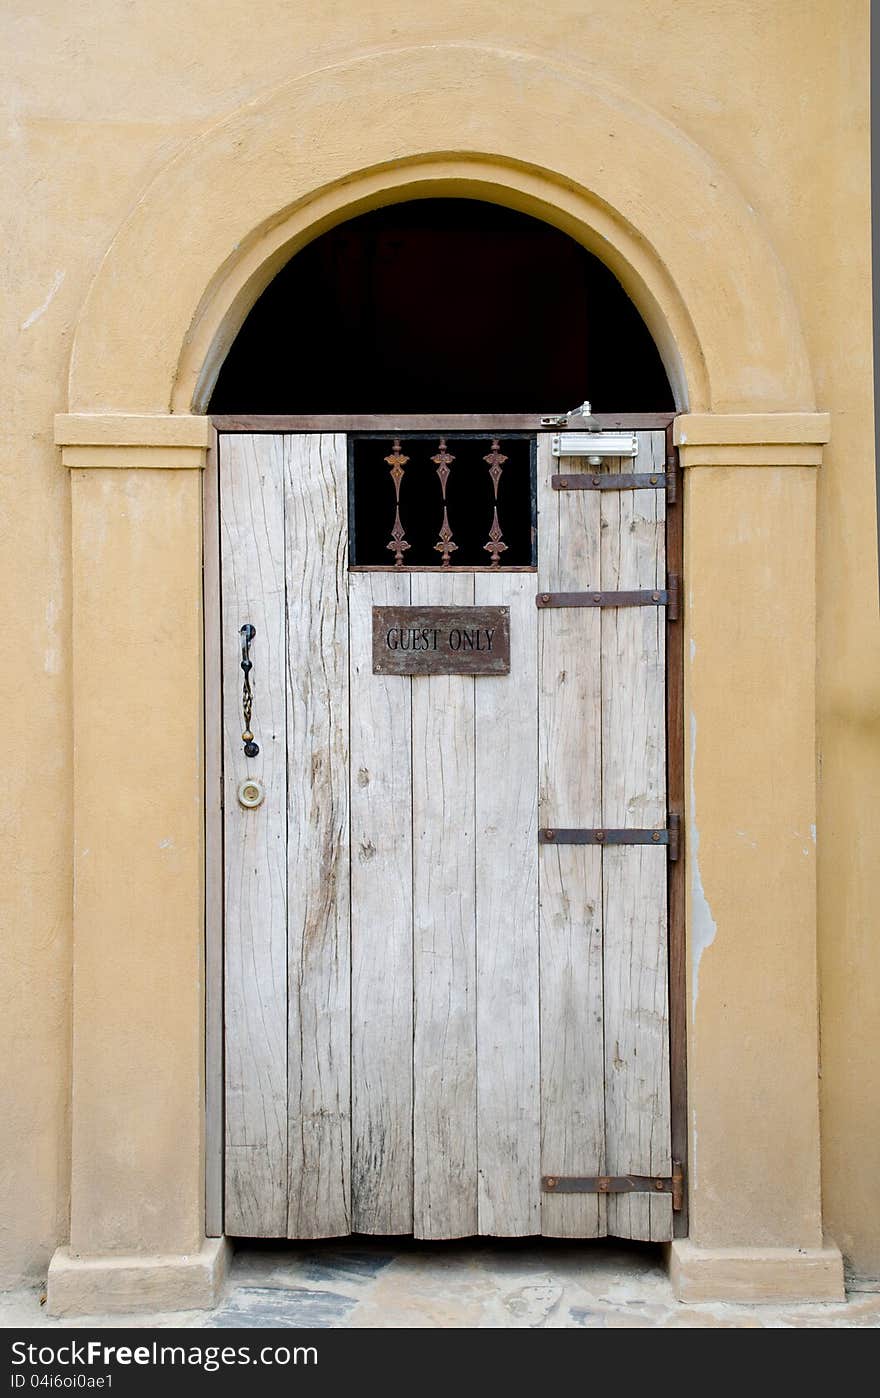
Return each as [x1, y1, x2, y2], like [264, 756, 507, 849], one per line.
[544, 829, 556, 841]
[595, 830, 605, 842]
[541, 593, 551, 604]
[654, 1179, 665, 1191]
[652, 831, 660, 842]
[594, 593, 602, 603]
[592, 477, 601, 486]
[650, 475, 658, 485]
[598, 1178, 609, 1192]
[559, 480, 568, 489]
[545, 1176, 557, 1189]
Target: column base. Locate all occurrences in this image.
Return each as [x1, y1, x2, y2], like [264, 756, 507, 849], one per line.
[668, 1239, 845, 1303]
[47, 1237, 230, 1316]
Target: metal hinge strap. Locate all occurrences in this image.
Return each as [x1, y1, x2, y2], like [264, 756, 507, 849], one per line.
[540, 827, 669, 848]
[533, 576, 681, 620]
[551, 472, 668, 492]
[540, 814, 682, 860]
[536, 589, 671, 610]
[543, 1161, 684, 1212]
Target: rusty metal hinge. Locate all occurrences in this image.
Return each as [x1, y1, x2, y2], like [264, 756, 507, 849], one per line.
[551, 472, 668, 492]
[539, 816, 681, 860]
[666, 450, 678, 505]
[550, 452, 678, 501]
[536, 589, 670, 610]
[667, 573, 680, 622]
[536, 579, 679, 617]
[668, 811, 681, 862]
[543, 1161, 684, 1212]
[540, 827, 670, 848]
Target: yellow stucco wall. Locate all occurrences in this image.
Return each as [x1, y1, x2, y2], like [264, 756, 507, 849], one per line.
[1, 0, 877, 1286]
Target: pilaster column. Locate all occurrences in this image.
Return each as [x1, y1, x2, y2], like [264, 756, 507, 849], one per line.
[669, 412, 843, 1301]
[47, 414, 228, 1315]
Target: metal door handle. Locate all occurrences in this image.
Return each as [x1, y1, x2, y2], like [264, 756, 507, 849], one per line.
[239, 623, 260, 757]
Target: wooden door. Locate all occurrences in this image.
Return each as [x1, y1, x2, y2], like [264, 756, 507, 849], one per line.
[219, 428, 675, 1241]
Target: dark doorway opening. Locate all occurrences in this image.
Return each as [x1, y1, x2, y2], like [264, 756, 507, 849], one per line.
[209, 199, 673, 415]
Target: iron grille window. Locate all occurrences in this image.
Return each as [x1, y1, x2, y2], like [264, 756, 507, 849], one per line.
[348, 434, 537, 569]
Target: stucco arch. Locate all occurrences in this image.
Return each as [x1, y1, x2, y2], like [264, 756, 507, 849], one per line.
[67, 44, 814, 417]
[50, 38, 848, 1318]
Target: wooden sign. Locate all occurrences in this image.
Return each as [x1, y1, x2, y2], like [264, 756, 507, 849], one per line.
[372, 605, 511, 676]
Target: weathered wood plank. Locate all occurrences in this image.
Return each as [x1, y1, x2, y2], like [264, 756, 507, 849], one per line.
[600, 432, 672, 1242]
[285, 433, 351, 1238]
[349, 570, 414, 1234]
[475, 572, 540, 1236]
[211, 413, 676, 433]
[220, 433, 288, 1236]
[537, 435, 606, 1239]
[412, 571, 478, 1239]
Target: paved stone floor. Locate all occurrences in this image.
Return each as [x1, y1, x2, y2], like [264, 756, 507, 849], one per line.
[2, 1239, 878, 1329]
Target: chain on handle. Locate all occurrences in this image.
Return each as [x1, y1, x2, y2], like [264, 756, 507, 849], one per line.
[239, 623, 260, 758]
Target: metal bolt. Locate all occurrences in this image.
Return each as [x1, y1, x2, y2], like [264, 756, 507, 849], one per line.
[559, 480, 568, 489]
[650, 475, 658, 485]
[652, 831, 660, 842]
[595, 830, 605, 842]
[652, 592, 660, 602]
[592, 477, 601, 486]
[544, 829, 556, 841]
[654, 1179, 665, 1191]
[541, 593, 551, 604]
[594, 594, 602, 603]
[546, 1177, 557, 1189]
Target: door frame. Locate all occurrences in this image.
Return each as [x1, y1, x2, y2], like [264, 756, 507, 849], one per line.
[203, 411, 687, 1239]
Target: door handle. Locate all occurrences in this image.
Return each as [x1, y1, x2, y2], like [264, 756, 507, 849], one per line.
[239, 623, 260, 758]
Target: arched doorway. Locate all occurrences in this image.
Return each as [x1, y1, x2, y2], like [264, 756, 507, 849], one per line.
[210, 198, 684, 1244]
[50, 43, 836, 1311]
[209, 198, 673, 414]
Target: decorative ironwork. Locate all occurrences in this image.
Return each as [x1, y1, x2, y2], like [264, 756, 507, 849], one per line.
[484, 508, 508, 567]
[386, 508, 410, 567]
[434, 507, 458, 566]
[349, 434, 535, 569]
[432, 438, 455, 496]
[483, 438, 509, 567]
[384, 437, 411, 567]
[385, 438, 409, 493]
[432, 439, 458, 567]
[483, 438, 507, 494]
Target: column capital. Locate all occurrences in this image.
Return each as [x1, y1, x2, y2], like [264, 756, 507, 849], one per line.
[55, 413, 211, 468]
[674, 412, 831, 468]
